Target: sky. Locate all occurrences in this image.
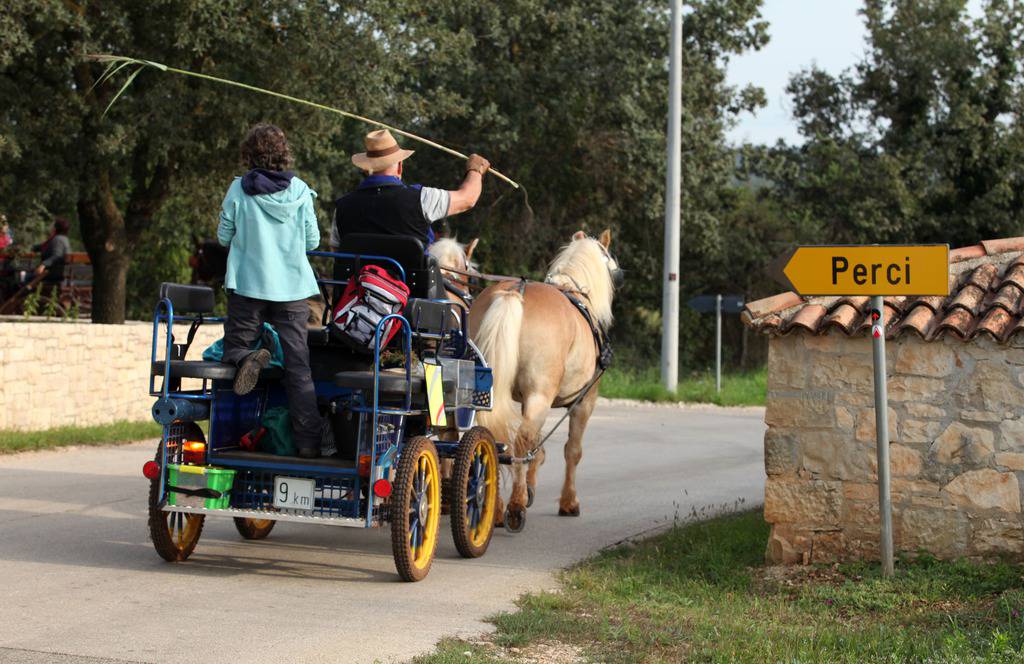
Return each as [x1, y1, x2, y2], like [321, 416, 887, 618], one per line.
[726, 0, 985, 146]
[725, 0, 867, 146]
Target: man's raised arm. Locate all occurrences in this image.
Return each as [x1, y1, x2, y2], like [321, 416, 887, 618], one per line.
[446, 154, 491, 216]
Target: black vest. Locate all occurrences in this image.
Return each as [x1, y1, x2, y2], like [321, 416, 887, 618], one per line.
[334, 182, 429, 246]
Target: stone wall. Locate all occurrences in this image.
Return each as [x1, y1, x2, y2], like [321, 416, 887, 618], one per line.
[764, 332, 1024, 563]
[0, 318, 224, 431]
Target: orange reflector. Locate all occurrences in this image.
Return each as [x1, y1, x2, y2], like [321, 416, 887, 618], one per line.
[183, 440, 206, 465]
[373, 479, 392, 498]
[142, 460, 160, 480]
[358, 455, 372, 478]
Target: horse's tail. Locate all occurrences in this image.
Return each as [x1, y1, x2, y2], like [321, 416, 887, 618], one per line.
[475, 288, 524, 446]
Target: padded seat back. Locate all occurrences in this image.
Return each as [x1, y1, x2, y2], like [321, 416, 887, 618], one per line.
[332, 233, 442, 299]
[159, 282, 215, 314]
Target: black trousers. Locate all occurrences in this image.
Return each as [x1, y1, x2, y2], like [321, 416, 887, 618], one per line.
[223, 293, 320, 451]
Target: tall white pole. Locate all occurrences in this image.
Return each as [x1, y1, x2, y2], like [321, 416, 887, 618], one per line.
[661, 0, 682, 392]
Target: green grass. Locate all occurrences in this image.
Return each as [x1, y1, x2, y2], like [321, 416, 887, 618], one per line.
[601, 366, 766, 406]
[0, 420, 162, 454]
[418, 510, 1024, 663]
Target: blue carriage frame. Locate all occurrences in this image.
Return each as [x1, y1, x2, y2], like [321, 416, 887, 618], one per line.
[148, 249, 490, 530]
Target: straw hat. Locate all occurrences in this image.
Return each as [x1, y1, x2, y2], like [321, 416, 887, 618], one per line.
[351, 129, 415, 172]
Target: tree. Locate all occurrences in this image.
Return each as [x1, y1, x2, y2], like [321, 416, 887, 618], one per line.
[2, 0, 770, 368]
[413, 0, 769, 362]
[0, 0, 474, 322]
[761, 0, 1024, 248]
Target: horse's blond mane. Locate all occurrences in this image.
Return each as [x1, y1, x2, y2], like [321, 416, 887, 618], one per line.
[428, 238, 476, 273]
[546, 238, 614, 328]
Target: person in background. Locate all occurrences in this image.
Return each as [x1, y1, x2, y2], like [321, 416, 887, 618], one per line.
[217, 123, 323, 459]
[330, 129, 490, 250]
[0, 215, 12, 251]
[33, 218, 70, 293]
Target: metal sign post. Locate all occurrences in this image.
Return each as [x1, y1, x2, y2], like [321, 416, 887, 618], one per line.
[687, 294, 744, 394]
[769, 244, 950, 578]
[715, 294, 722, 393]
[869, 297, 894, 576]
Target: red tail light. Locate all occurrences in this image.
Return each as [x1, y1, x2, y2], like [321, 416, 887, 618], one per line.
[373, 479, 392, 498]
[142, 460, 160, 480]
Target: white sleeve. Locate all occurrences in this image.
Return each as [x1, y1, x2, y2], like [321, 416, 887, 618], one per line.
[419, 187, 451, 223]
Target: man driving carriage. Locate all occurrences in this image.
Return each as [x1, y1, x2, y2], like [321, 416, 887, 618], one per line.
[329, 129, 490, 250]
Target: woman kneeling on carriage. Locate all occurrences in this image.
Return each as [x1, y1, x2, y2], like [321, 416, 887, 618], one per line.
[217, 122, 323, 458]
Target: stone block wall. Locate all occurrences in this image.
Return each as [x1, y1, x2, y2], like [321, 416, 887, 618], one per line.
[764, 332, 1024, 563]
[0, 318, 224, 431]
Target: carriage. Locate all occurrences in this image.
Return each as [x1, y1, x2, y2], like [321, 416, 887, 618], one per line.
[144, 234, 503, 581]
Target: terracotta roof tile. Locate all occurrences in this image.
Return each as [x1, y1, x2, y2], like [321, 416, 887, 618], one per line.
[896, 304, 938, 339]
[965, 263, 999, 291]
[951, 244, 986, 262]
[936, 307, 976, 339]
[976, 307, 1014, 341]
[981, 237, 1024, 255]
[782, 303, 828, 333]
[745, 291, 802, 319]
[1002, 263, 1024, 291]
[991, 284, 1023, 313]
[948, 284, 987, 315]
[743, 237, 1024, 345]
[822, 303, 861, 334]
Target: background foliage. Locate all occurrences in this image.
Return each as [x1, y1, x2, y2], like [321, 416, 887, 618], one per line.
[2, 0, 1021, 371]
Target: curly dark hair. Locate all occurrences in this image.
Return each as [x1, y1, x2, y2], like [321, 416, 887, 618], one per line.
[240, 123, 293, 171]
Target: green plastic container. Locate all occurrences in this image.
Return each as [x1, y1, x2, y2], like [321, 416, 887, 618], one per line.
[167, 464, 236, 509]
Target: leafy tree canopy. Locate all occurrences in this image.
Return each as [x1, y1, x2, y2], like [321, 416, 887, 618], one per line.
[1, 0, 769, 372]
[754, 0, 1024, 247]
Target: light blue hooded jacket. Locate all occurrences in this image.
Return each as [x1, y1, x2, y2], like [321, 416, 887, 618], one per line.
[217, 175, 320, 302]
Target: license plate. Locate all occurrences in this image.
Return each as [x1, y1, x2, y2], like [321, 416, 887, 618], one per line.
[273, 476, 315, 511]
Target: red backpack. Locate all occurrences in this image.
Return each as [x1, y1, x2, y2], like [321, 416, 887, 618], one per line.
[330, 264, 411, 352]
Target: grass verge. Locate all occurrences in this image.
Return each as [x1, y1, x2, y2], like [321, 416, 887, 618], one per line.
[418, 510, 1024, 663]
[0, 420, 162, 454]
[601, 366, 766, 406]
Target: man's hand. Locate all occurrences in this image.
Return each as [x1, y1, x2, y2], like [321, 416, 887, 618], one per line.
[466, 154, 490, 176]
[34, 264, 45, 276]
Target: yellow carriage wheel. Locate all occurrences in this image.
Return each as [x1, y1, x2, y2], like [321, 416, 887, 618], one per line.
[233, 517, 276, 540]
[147, 424, 204, 562]
[390, 436, 442, 582]
[450, 427, 499, 558]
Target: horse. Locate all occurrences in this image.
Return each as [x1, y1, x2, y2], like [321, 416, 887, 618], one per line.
[470, 230, 620, 529]
[189, 236, 326, 326]
[427, 237, 479, 316]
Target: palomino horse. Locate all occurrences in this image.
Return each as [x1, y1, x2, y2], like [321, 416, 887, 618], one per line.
[470, 230, 620, 529]
[428, 237, 479, 314]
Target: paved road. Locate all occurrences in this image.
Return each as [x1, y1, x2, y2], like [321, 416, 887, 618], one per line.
[0, 403, 765, 664]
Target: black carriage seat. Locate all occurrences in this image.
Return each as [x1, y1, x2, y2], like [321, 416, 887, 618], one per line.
[154, 282, 285, 382]
[333, 369, 454, 398]
[151, 360, 283, 381]
[332, 233, 445, 300]
[159, 282, 215, 314]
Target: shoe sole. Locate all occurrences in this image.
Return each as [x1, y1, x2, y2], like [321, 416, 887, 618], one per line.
[234, 349, 271, 395]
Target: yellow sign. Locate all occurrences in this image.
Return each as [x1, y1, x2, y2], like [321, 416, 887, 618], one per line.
[777, 245, 950, 296]
[424, 362, 447, 427]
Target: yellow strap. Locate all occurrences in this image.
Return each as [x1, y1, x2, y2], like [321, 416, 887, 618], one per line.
[424, 363, 447, 427]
